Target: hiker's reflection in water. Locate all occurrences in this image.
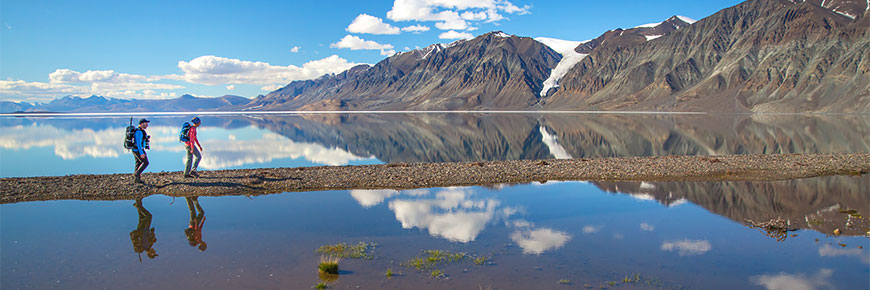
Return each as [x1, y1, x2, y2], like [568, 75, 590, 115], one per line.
[130, 198, 157, 261]
[184, 196, 207, 252]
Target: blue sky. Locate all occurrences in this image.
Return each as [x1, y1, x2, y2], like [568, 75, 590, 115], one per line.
[0, 0, 742, 103]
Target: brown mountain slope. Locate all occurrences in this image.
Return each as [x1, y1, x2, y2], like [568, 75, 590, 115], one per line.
[253, 32, 560, 111]
[545, 0, 870, 112]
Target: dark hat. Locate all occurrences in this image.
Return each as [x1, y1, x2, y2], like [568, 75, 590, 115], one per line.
[139, 118, 150, 124]
[191, 117, 201, 124]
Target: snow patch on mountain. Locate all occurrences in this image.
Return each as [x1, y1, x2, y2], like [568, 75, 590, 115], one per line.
[834, 9, 857, 19]
[676, 15, 696, 23]
[645, 35, 663, 41]
[534, 37, 590, 97]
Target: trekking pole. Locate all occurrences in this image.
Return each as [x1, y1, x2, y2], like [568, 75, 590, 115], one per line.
[130, 116, 133, 126]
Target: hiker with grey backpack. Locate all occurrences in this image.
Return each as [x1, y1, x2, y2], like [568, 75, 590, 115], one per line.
[180, 117, 204, 178]
[124, 118, 151, 184]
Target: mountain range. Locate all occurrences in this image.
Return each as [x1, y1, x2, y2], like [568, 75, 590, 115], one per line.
[3, 0, 868, 113]
[1, 94, 249, 113]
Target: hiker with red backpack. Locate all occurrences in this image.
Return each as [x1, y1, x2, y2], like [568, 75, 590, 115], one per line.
[181, 117, 204, 178]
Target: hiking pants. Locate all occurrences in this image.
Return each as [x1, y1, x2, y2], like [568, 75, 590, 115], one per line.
[184, 145, 201, 175]
[133, 151, 149, 178]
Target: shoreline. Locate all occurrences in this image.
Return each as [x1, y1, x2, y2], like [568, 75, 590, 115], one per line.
[2, 153, 868, 204]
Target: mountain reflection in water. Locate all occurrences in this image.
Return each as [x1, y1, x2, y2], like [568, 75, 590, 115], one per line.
[1, 114, 868, 175]
[1, 178, 866, 290]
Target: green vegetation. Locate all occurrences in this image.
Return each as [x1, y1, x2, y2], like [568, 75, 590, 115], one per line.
[404, 249, 468, 271]
[473, 255, 489, 265]
[316, 241, 377, 260]
[318, 256, 340, 274]
[623, 273, 641, 283]
[430, 269, 444, 278]
[314, 282, 327, 290]
[385, 268, 393, 279]
[558, 279, 571, 285]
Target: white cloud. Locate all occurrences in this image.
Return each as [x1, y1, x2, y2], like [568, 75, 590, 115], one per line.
[461, 11, 488, 20]
[640, 222, 655, 231]
[750, 269, 834, 290]
[331, 35, 394, 50]
[401, 24, 431, 33]
[350, 189, 400, 208]
[260, 84, 283, 91]
[818, 244, 869, 264]
[582, 225, 601, 234]
[387, 187, 516, 242]
[290, 46, 300, 53]
[178, 55, 362, 86]
[386, 0, 530, 30]
[226, 85, 235, 90]
[347, 14, 401, 35]
[195, 131, 376, 168]
[0, 124, 378, 169]
[661, 239, 711, 256]
[331, 35, 397, 56]
[0, 72, 184, 102]
[510, 228, 571, 254]
[0, 125, 125, 160]
[439, 30, 474, 39]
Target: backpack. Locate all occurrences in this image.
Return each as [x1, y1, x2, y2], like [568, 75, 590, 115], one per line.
[124, 125, 138, 149]
[124, 117, 138, 149]
[179, 122, 191, 142]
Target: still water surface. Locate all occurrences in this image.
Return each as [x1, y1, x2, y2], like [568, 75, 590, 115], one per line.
[1, 113, 868, 289]
[2, 113, 869, 177]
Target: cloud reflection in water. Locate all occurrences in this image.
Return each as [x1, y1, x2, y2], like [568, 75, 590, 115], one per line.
[349, 186, 572, 254]
[750, 269, 834, 290]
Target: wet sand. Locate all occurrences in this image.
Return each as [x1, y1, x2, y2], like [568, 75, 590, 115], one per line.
[2, 153, 868, 204]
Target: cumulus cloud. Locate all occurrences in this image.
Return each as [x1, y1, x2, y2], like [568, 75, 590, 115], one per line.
[640, 222, 655, 231]
[226, 85, 235, 90]
[0, 125, 126, 160]
[387, 187, 516, 242]
[195, 131, 377, 168]
[0, 124, 378, 168]
[290, 46, 300, 53]
[0, 73, 184, 102]
[178, 55, 362, 86]
[750, 269, 834, 290]
[661, 239, 711, 256]
[351, 189, 400, 208]
[438, 30, 474, 39]
[386, 0, 530, 30]
[401, 24, 431, 33]
[331, 35, 394, 50]
[330, 35, 397, 56]
[347, 14, 401, 34]
[510, 228, 571, 254]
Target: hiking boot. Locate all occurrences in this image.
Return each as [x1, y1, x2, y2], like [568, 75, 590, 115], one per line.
[190, 172, 200, 177]
[183, 174, 194, 178]
[134, 177, 145, 184]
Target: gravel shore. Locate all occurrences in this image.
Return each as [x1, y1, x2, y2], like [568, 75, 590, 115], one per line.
[2, 153, 868, 204]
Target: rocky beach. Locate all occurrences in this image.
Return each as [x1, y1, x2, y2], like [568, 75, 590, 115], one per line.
[2, 152, 868, 204]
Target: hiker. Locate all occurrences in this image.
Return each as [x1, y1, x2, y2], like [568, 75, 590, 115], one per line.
[184, 196, 207, 252]
[131, 119, 151, 184]
[183, 117, 204, 178]
[130, 198, 158, 261]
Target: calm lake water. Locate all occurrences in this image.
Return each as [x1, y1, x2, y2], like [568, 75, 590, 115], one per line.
[1, 113, 869, 289]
